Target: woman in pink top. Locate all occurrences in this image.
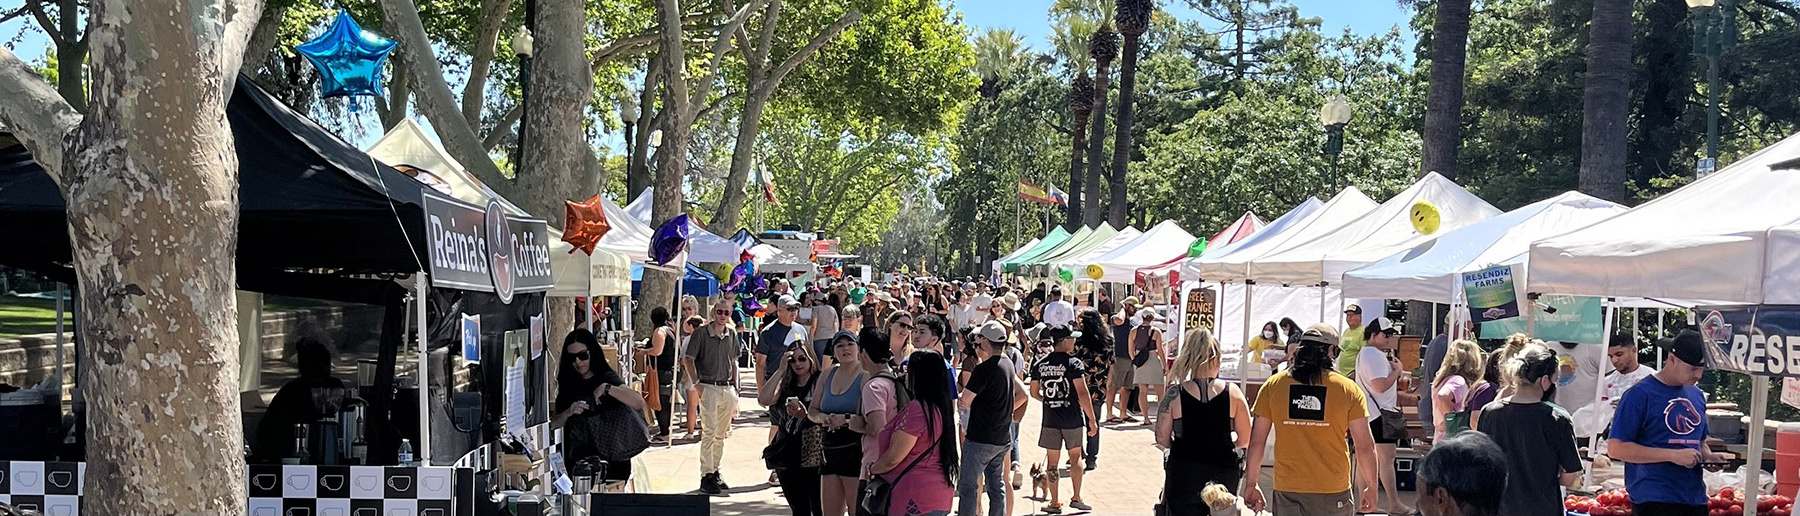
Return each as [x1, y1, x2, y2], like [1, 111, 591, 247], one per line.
[870, 350, 958, 516]
[1431, 339, 1485, 440]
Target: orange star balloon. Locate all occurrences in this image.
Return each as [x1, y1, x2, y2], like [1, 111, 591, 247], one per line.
[562, 195, 611, 254]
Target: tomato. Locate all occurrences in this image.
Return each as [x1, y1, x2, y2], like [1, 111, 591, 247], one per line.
[1726, 488, 1739, 500]
[1775, 507, 1792, 516]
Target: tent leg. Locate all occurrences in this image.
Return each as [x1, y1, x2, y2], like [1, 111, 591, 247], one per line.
[670, 276, 684, 449]
[415, 273, 432, 465]
[1584, 300, 1618, 488]
[1431, 304, 1439, 338]
[54, 284, 65, 394]
[1657, 308, 1666, 369]
[1241, 281, 1254, 392]
[1747, 376, 1770, 515]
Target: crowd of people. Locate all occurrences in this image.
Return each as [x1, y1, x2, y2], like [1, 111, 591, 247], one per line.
[550, 274, 1721, 516]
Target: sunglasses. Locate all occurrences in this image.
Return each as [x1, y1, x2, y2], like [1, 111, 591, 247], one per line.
[894, 322, 916, 331]
[789, 356, 810, 364]
[714, 310, 731, 316]
[570, 350, 591, 361]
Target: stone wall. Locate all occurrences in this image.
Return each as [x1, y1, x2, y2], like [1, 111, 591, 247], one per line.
[0, 304, 386, 391]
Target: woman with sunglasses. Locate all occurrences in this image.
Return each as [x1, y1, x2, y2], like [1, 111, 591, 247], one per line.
[760, 342, 826, 516]
[885, 310, 916, 366]
[809, 331, 866, 516]
[554, 329, 647, 478]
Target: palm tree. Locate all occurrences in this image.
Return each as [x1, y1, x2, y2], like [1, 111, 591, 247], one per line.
[1108, 0, 1153, 228]
[974, 29, 1025, 99]
[1420, 0, 1472, 180]
[1084, 20, 1118, 228]
[1052, 15, 1098, 231]
[1579, 0, 1632, 202]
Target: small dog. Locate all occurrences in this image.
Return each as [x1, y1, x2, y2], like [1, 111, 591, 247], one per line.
[1200, 483, 1261, 516]
[1028, 463, 1056, 500]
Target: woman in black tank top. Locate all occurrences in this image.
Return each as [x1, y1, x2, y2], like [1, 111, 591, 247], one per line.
[1157, 329, 1251, 516]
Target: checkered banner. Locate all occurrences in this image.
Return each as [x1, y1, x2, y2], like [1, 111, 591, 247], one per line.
[0, 461, 83, 516]
[248, 465, 460, 516]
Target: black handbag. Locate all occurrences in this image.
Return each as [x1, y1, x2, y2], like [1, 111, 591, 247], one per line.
[860, 435, 940, 516]
[568, 395, 651, 463]
[763, 417, 805, 470]
[1378, 407, 1407, 441]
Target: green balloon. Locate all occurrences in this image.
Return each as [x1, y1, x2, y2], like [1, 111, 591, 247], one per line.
[1187, 238, 1208, 257]
[1058, 268, 1074, 282]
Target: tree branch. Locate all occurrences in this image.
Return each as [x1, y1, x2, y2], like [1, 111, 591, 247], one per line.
[379, 0, 515, 192]
[0, 2, 38, 25]
[462, 0, 515, 127]
[0, 48, 81, 186]
[697, 90, 740, 121]
[684, 0, 766, 123]
[481, 102, 524, 150]
[25, 0, 64, 47]
[756, 9, 860, 99]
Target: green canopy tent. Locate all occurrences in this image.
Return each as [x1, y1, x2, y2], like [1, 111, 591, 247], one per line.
[1027, 224, 1123, 277]
[1004, 226, 1089, 274]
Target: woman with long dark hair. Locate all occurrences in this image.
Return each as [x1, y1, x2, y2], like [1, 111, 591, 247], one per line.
[761, 340, 826, 516]
[870, 350, 959, 516]
[637, 306, 678, 441]
[1073, 309, 1114, 466]
[554, 329, 647, 477]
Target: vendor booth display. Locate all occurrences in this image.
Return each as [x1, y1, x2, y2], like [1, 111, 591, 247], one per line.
[1078, 220, 1195, 283]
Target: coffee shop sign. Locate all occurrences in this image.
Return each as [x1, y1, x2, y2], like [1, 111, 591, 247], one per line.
[424, 192, 553, 303]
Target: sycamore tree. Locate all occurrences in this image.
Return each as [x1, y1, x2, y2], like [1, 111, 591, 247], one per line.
[0, 1, 262, 514]
[750, 103, 950, 250]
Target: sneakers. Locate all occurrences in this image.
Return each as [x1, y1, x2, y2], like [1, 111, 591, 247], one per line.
[1044, 504, 1062, 514]
[699, 473, 724, 495]
[1069, 499, 1092, 511]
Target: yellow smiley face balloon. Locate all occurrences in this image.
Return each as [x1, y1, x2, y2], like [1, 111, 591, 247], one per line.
[1410, 200, 1442, 234]
[1086, 264, 1105, 280]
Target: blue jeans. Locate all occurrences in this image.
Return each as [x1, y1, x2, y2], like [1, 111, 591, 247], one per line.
[957, 440, 1010, 516]
[1009, 421, 1021, 463]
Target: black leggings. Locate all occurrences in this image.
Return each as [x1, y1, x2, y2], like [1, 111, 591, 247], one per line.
[778, 467, 823, 516]
[656, 371, 674, 436]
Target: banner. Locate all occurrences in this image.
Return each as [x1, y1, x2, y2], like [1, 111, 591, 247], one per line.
[1696, 307, 1800, 377]
[1479, 295, 1604, 344]
[1184, 288, 1217, 336]
[423, 192, 553, 302]
[1462, 265, 1520, 322]
[1017, 180, 1058, 205]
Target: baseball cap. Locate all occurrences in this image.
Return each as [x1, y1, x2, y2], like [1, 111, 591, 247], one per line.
[1658, 329, 1711, 368]
[1344, 304, 1363, 314]
[1366, 316, 1398, 335]
[1046, 326, 1081, 342]
[777, 295, 800, 308]
[1297, 323, 1341, 348]
[977, 321, 1009, 343]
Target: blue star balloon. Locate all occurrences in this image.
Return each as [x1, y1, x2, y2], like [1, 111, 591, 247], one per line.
[297, 10, 398, 99]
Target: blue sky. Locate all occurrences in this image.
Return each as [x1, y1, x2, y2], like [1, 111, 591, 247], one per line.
[957, 0, 1417, 49]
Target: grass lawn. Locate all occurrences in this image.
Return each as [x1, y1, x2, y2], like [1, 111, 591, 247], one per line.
[0, 296, 64, 339]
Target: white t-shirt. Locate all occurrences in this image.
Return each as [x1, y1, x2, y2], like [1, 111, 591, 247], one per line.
[1044, 300, 1075, 329]
[1355, 346, 1397, 414]
[812, 305, 840, 339]
[1552, 343, 1606, 412]
[949, 303, 975, 330]
[1601, 364, 1657, 408]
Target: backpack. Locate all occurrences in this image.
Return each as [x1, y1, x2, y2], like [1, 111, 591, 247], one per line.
[874, 370, 912, 410]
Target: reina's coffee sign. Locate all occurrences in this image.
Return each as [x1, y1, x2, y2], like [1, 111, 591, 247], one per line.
[424, 192, 552, 303]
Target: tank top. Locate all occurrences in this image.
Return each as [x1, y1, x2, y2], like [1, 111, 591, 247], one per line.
[821, 367, 864, 414]
[1170, 380, 1238, 467]
[655, 326, 677, 371]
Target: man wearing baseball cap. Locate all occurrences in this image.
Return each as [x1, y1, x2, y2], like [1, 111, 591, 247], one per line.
[1244, 324, 1379, 515]
[756, 295, 809, 391]
[958, 321, 1030, 516]
[1606, 329, 1720, 516]
[1336, 304, 1367, 376]
[1029, 326, 1099, 513]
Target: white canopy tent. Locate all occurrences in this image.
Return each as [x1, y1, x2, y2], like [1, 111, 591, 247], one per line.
[367, 119, 632, 296]
[1249, 172, 1501, 286]
[1344, 191, 1627, 303]
[1195, 188, 1377, 282]
[625, 189, 745, 263]
[1175, 198, 1321, 281]
[1080, 220, 1196, 283]
[1526, 132, 1800, 506]
[1051, 228, 1143, 276]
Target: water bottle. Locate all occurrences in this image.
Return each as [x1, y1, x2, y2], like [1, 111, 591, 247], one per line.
[397, 438, 414, 466]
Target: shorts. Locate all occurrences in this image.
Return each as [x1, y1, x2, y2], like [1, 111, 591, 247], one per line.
[1271, 490, 1354, 516]
[1134, 360, 1165, 386]
[1368, 417, 1398, 444]
[1109, 360, 1135, 389]
[1037, 427, 1085, 451]
[821, 429, 863, 478]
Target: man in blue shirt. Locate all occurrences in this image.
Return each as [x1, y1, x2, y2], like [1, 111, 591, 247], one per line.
[1606, 329, 1720, 516]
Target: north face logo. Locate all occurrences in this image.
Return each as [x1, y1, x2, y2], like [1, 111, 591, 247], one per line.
[1293, 395, 1322, 411]
[1288, 384, 1327, 421]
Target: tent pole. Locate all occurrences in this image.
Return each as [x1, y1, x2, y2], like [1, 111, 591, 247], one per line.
[1584, 299, 1618, 487]
[54, 283, 65, 395]
[1657, 308, 1666, 369]
[585, 251, 595, 332]
[670, 266, 685, 449]
[1242, 281, 1254, 393]
[1431, 303, 1439, 338]
[415, 273, 432, 465]
[1746, 376, 1770, 516]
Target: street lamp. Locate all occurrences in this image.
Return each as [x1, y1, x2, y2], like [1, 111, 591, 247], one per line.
[511, 28, 535, 168]
[1320, 94, 1353, 193]
[1689, 0, 1734, 178]
[620, 92, 639, 192]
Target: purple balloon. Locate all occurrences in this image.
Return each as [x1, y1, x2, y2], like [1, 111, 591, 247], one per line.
[649, 214, 692, 266]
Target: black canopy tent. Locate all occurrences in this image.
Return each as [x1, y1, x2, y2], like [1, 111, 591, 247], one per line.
[0, 75, 551, 467]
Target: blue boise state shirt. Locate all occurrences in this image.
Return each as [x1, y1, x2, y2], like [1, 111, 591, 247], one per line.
[1608, 376, 1708, 506]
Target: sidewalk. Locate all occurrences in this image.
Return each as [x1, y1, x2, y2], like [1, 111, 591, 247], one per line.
[633, 369, 1416, 516]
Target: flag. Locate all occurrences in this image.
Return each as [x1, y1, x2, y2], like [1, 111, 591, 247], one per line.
[1017, 180, 1058, 205]
[754, 168, 780, 204]
[1046, 183, 1068, 206]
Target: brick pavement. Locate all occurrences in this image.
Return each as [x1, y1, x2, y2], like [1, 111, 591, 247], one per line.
[632, 369, 1417, 516]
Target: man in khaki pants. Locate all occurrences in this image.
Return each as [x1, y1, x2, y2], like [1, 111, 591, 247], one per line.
[683, 299, 742, 495]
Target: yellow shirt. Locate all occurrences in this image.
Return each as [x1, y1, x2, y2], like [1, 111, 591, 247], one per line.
[1336, 326, 1365, 376]
[1247, 335, 1280, 357]
[1251, 369, 1370, 494]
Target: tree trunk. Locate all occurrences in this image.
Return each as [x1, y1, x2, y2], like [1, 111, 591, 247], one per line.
[714, 91, 771, 230]
[241, 1, 287, 77]
[1108, 31, 1141, 229]
[462, 0, 516, 127]
[0, 0, 261, 512]
[50, 0, 88, 112]
[1420, 0, 1471, 180]
[1579, 0, 1633, 202]
[513, 0, 591, 229]
[626, 61, 661, 198]
[1083, 63, 1111, 229]
[1068, 106, 1089, 232]
[1628, 0, 1695, 189]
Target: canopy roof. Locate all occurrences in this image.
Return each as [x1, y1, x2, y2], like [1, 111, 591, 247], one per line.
[625, 189, 743, 263]
[1004, 226, 1082, 273]
[1249, 173, 1500, 285]
[1208, 211, 1264, 251]
[1196, 189, 1377, 282]
[1081, 220, 1196, 283]
[1024, 224, 1121, 275]
[1344, 191, 1626, 303]
[596, 194, 655, 262]
[1182, 198, 1322, 280]
[367, 119, 631, 296]
[631, 263, 719, 297]
[1529, 131, 1800, 304]
[1053, 228, 1144, 274]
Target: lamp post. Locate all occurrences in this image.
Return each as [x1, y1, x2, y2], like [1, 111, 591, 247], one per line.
[511, 28, 535, 168]
[1319, 94, 1353, 193]
[619, 93, 639, 191]
[1688, 0, 1734, 178]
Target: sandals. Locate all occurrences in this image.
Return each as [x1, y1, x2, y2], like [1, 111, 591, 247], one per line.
[1103, 417, 1122, 424]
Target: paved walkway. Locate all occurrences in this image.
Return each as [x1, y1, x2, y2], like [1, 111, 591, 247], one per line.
[632, 369, 1417, 516]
